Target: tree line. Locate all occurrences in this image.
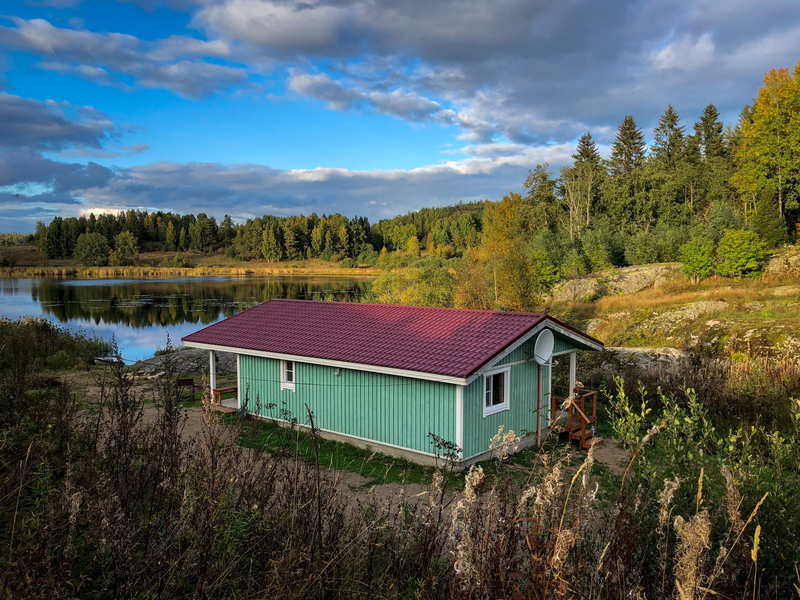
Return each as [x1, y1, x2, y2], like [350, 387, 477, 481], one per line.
[29, 59, 800, 280]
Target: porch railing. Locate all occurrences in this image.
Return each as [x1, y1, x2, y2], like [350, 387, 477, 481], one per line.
[551, 385, 600, 450]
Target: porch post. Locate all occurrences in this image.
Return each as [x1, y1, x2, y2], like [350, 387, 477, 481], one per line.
[236, 353, 241, 410]
[569, 350, 577, 398]
[209, 350, 217, 395]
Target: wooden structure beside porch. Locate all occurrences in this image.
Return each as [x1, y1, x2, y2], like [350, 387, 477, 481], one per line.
[552, 386, 602, 450]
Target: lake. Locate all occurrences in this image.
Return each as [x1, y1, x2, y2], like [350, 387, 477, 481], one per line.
[0, 276, 372, 362]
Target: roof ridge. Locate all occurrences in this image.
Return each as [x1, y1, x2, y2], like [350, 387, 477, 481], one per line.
[267, 298, 545, 317]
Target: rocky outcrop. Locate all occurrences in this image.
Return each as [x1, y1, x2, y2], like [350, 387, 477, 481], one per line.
[772, 286, 800, 297]
[645, 300, 728, 332]
[605, 346, 690, 368]
[765, 249, 800, 274]
[550, 263, 679, 302]
[136, 348, 237, 375]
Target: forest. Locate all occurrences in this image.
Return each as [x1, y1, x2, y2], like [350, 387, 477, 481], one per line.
[23, 60, 800, 307]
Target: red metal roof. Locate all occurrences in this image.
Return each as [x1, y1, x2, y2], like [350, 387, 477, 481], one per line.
[182, 299, 597, 379]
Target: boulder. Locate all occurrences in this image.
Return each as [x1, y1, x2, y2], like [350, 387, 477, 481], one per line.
[772, 286, 800, 297]
[550, 263, 679, 302]
[765, 255, 787, 274]
[550, 277, 603, 302]
[646, 300, 728, 332]
[604, 346, 690, 368]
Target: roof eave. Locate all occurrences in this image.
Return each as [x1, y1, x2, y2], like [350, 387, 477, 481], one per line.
[182, 340, 470, 386]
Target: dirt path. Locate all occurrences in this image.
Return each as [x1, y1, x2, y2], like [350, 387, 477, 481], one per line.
[593, 438, 630, 477]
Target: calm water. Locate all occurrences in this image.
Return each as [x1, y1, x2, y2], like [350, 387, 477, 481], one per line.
[0, 277, 372, 361]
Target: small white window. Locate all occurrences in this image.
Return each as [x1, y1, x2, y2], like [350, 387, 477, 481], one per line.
[281, 360, 295, 391]
[483, 368, 510, 416]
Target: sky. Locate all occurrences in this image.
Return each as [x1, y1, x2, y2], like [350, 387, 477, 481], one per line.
[1, 0, 800, 233]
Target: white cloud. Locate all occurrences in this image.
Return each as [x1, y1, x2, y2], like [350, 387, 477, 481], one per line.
[651, 33, 716, 71]
[0, 18, 246, 98]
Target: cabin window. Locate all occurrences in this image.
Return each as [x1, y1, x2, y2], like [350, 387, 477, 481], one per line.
[483, 368, 510, 416]
[281, 360, 295, 391]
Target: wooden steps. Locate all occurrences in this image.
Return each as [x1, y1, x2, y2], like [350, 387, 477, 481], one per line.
[552, 387, 602, 451]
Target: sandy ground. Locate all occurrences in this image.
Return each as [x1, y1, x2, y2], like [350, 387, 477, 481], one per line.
[593, 438, 630, 477]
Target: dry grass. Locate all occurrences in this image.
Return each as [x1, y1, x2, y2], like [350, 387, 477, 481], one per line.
[1, 255, 376, 279]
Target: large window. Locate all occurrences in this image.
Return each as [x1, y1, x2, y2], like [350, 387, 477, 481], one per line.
[484, 368, 509, 416]
[281, 360, 295, 391]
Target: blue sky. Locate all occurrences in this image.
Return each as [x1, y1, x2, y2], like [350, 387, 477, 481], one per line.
[2, 0, 800, 232]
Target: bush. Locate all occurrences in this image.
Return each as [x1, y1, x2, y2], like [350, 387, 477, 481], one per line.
[679, 237, 715, 282]
[559, 248, 589, 278]
[652, 222, 688, 262]
[580, 224, 623, 271]
[337, 257, 358, 269]
[74, 232, 110, 266]
[706, 201, 744, 243]
[716, 229, 766, 277]
[624, 231, 659, 265]
[114, 231, 139, 266]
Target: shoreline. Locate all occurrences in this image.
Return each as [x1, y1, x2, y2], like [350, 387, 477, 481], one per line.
[0, 264, 377, 279]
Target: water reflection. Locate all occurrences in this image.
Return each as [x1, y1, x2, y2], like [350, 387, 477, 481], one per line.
[1, 277, 371, 361]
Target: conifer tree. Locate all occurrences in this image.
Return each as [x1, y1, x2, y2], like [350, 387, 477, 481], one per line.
[262, 225, 283, 262]
[572, 132, 601, 167]
[165, 221, 176, 251]
[651, 105, 686, 169]
[609, 116, 646, 176]
[694, 104, 725, 159]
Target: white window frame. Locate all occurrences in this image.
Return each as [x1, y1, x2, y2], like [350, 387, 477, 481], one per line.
[281, 359, 296, 392]
[483, 366, 510, 417]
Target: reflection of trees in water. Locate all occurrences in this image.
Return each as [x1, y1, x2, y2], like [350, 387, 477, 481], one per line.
[31, 278, 371, 327]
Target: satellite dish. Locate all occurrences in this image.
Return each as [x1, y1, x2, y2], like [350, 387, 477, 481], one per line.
[533, 329, 554, 365]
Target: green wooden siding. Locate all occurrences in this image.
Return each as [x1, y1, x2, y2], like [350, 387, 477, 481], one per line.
[462, 329, 572, 460]
[239, 355, 456, 456]
[553, 334, 577, 355]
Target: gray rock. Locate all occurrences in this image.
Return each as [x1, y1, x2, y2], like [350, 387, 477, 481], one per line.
[604, 346, 690, 368]
[604, 264, 677, 296]
[788, 255, 800, 268]
[136, 348, 238, 375]
[647, 300, 728, 332]
[773, 286, 800, 297]
[766, 255, 787, 274]
[584, 318, 606, 336]
[550, 263, 679, 302]
[550, 277, 603, 301]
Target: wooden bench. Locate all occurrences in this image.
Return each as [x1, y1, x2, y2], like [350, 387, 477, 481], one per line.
[212, 386, 238, 405]
[176, 378, 195, 400]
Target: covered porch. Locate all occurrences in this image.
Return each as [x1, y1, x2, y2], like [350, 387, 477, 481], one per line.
[208, 349, 240, 411]
[550, 349, 601, 450]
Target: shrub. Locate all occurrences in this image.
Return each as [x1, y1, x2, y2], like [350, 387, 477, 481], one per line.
[716, 229, 766, 277]
[679, 237, 715, 282]
[114, 231, 139, 266]
[357, 243, 378, 265]
[652, 222, 688, 262]
[435, 244, 455, 259]
[750, 192, 788, 249]
[624, 230, 659, 265]
[337, 257, 358, 269]
[559, 248, 589, 278]
[706, 201, 744, 243]
[74, 232, 110, 266]
[528, 247, 560, 294]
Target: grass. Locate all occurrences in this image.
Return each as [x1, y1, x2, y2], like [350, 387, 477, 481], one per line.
[231, 413, 453, 487]
[551, 268, 800, 354]
[1, 245, 378, 279]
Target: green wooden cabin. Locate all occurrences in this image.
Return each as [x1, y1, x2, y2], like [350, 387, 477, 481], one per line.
[183, 299, 602, 465]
